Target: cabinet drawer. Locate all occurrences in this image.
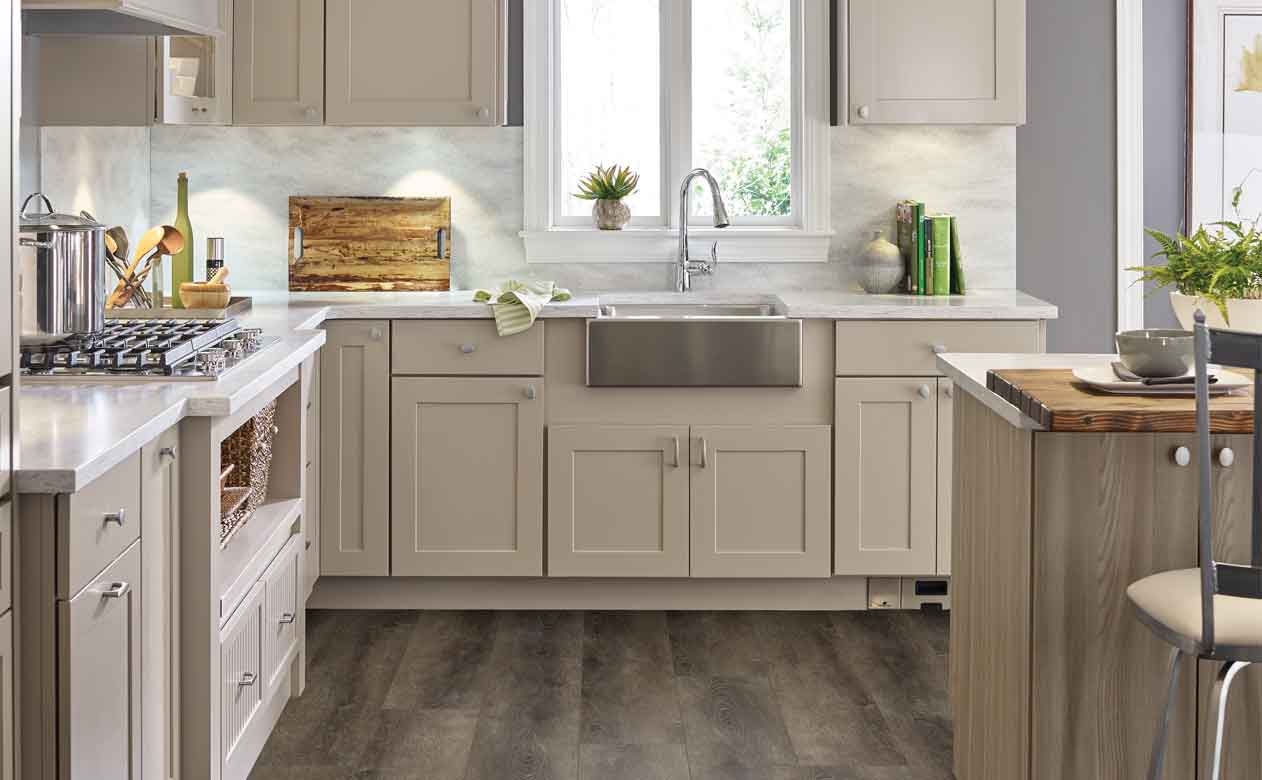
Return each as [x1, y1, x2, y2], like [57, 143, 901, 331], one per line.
[220, 583, 264, 766]
[835, 321, 1040, 376]
[263, 535, 301, 691]
[392, 321, 544, 376]
[59, 452, 141, 598]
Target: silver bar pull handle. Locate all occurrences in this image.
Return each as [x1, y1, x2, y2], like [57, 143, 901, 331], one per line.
[159, 446, 177, 460]
[279, 612, 296, 625]
[292, 226, 304, 264]
[19, 238, 53, 249]
[525, 384, 537, 401]
[699, 437, 709, 468]
[104, 509, 126, 526]
[101, 581, 131, 599]
[437, 227, 447, 259]
[238, 672, 257, 687]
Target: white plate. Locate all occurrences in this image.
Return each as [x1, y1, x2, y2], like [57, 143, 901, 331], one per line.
[1071, 365, 1250, 396]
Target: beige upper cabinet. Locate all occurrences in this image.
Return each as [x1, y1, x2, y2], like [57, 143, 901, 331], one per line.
[233, 0, 325, 125]
[22, 0, 222, 35]
[320, 321, 391, 576]
[391, 377, 543, 577]
[834, 378, 938, 575]
[547, 425, 690, 578]
[690, 426, 832, 579]
[847, 0, 1026, 125]
[325, 0, 507, 126]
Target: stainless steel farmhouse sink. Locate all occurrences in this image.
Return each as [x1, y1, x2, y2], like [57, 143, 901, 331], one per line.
[586, 301, 802, 387]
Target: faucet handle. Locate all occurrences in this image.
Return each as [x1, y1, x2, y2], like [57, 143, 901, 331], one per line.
[704, 241, 719, 272]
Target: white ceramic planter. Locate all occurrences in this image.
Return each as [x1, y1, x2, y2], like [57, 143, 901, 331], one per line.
[1170, 291, 1262, 332]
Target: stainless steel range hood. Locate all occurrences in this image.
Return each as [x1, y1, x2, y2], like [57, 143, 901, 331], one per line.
[23, 2, 221, 37]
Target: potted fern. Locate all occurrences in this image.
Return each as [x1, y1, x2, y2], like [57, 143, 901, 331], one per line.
[1131, 176, 1262, 331]
[575, 164, 639, 230]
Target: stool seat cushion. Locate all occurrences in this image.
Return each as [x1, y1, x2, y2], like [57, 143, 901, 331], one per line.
[1128, 568, 1262, 657]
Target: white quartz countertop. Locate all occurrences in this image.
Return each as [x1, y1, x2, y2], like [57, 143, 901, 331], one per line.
[936, 352, 1119, 430]
[19, 289, 1056, 493]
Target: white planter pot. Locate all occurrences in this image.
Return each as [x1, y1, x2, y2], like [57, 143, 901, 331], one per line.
[1170, 291, 1262, 332]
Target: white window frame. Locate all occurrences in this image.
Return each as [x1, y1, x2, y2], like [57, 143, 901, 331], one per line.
[523, 0, 832, 263]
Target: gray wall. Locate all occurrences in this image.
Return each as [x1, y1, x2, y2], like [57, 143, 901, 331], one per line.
[1016, 0, 1118, 353]
[1142, 0, 1187, 329]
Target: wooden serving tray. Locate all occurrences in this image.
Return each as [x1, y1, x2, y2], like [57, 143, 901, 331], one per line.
[987, 368, 1256, 433]
[106, 296, 253, 320]
[288, 196, 451, 292]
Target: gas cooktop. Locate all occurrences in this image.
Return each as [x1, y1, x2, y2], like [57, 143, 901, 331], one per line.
[20, 319, 274, 381]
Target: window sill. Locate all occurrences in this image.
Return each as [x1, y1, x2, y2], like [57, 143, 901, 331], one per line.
[521, 227, 833, 264]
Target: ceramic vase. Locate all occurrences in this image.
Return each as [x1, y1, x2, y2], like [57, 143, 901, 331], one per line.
[1170, 291, 1262, 333]
[593, 199, 631, 231]
[856, 229, 904, 294]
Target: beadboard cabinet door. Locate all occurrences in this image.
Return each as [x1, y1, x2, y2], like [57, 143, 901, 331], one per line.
[320, 321, 390, 576]
[690, 426, 832, 578]
[391, 377, 543, 576]
[834, 378, 937, 575]
[847, 0, 1026, 125]
[233, 0, 325, 125]
[325, 0, 507, 126]
[547, 425, 690, 578]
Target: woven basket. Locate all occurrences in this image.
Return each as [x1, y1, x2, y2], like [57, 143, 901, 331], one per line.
[219, 400, 279, 542]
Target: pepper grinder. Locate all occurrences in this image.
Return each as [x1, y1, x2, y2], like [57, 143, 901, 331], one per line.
[206, 237, 225, 282]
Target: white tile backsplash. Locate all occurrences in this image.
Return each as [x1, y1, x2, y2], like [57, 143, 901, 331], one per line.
[41, 124, 1016, 292]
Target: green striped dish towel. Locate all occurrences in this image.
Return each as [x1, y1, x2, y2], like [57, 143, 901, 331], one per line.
[472, 281, 573, 336]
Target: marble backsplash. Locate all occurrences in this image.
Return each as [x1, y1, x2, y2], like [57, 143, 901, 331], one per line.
[40, 124, 1016, 292]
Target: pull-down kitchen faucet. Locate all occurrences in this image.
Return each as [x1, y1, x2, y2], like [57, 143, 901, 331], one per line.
[676, 168, 730, 292]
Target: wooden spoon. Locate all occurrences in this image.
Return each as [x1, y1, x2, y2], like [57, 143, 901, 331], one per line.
[107, 225, 185, 308]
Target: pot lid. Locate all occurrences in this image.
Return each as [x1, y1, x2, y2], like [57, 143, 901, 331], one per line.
[18, 193, 104, 232]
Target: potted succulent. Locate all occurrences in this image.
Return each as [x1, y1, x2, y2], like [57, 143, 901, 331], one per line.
[1131, 177, 1262, 331]
[575, 164, 639, 230]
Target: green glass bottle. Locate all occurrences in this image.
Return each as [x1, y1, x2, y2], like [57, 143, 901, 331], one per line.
[171, 172, 195, 308]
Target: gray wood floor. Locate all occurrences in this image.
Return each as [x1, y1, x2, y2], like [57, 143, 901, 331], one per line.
[250, 609, 951, 780]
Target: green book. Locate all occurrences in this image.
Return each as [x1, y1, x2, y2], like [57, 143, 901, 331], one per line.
[931, 215, 952, 295]
[914, 203, 926, 295]
[921, 215, 934, 295]
[895, 201, 916, 293]
[949, 216, 966, 295]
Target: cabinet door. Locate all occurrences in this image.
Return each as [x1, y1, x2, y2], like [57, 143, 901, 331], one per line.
[263, 537, 301, 692]
[303, 354, 320, 598]
[690, 425, 832, 578]
[848, 0, 1025, 124]
[158, 0, 232, 125]
[37, 36, 154, 126]
[140, 428, 180, 780]
[834, 378, 937, 575]
[325, 0, 506, 126]
[391, 377, 543, 576]
[320, 321, 390, 576]
[388, 376, 537, 578]
[547, 425, 690, 578]
[0, 610, 11, 780]
[61, 541, 142, 780]
[233, 0, 324, 125]
[937, 379, 953, 576]
[220, 583, 263, 776]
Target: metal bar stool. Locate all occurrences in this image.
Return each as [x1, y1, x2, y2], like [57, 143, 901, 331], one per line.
[1128, 309, 1262, 779]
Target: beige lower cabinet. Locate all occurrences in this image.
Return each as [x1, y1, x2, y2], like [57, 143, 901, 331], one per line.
[321, 321, 390, 576]
[0, 609, 11, 780]
[62, 540, 142, 780]
[303, 354, 320, 598]
[219, 582, 264, 780]
[834, 378, 938, 575]
[391, 377, 544, 576]
[690, 426, 832, 578]
[140, 429, 180, 780]
[547, 425, 690, 577]
[937, 379, 953, 576]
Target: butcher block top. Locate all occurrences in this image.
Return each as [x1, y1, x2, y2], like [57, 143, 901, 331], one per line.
[936, 353, 1257, 433]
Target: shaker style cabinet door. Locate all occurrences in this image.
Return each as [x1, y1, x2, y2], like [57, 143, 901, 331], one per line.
[847, 0, 1026, 125]
[140, 428, 180, 780]
[0, 609, 11, 780]
[233, 0, 325, 125]
[689, 425, 832, 578]
[61, 541, 143, 780]
[320, 321, 391, 576]
[391, 377, 543, 577]
[324, 0, 507, 126]
[834, 378, 937, 575]
[547, 425, 690, 578]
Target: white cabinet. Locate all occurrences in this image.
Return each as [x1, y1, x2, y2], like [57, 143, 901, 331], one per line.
[390, 377, 544, 576]
[157, 0, 233, 124]
[262, 537, 301, 692]
[547, 425, 690, 578]
[62, 541, 143, 780]
[140, 429, 180, 780]
[846, 0, 1026, 125]
[834, 378, 938, 576]
[233, 0, 325, 125]
[690, 426, 832, 578]
[325, 0, 507, 126]
[219, 583, 263, 780]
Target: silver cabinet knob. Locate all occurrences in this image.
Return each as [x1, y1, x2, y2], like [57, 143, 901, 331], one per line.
[238, 672, 257, 687]
[104, 509, 126, 526]
[100, 581, 130, 599]
[857, 105, 871, 119]
[369, 327, 384, 341]
[460, 344, 476, 354]
[279, 612, 296, 625]
[159, 446, 177, 460]
[918, 384, 932, 400]
[303, 105, 318, 119]
[524, 384, 537, 401]
[476, 106, 489, 119]
[1219, 447, 1236, 467]
[1173, 446, 1192, 467]
[932, 344, 947, 355]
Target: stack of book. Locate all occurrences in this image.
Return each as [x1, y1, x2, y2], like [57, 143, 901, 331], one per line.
[895, 201, 966, 296]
